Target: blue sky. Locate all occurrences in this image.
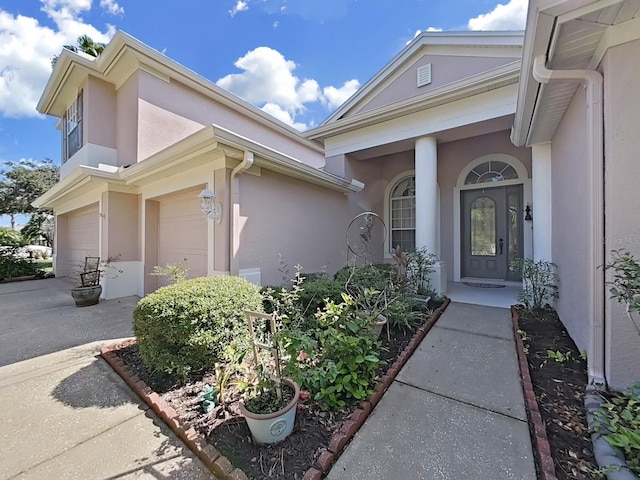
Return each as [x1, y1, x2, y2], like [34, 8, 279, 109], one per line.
[0, 0, 527, 226]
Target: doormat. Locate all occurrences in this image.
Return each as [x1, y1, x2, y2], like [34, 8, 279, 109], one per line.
[463, 282, 506, 288]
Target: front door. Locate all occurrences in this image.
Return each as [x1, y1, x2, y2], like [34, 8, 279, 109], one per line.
[462, 186, 522, 280]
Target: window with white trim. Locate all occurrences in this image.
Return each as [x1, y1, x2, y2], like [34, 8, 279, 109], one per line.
[464, 160, 518, 185]
[390, 176, 416, 253]
[62, 91, 83, 163]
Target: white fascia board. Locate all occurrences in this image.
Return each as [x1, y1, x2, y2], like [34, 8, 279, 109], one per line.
[511, 6, 557, 147]
[210, 125, 362, 193]
[325, 84, 518, 158]
[33, 165, 124, 209]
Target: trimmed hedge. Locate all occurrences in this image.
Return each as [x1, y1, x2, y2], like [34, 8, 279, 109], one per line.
[133, 276, 262, 380]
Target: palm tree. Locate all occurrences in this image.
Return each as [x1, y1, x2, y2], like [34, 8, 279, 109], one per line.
[52, 35, 106, 67]
[76, 35, 106, 57]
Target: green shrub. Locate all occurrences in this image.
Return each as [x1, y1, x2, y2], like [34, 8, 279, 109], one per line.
[282, 295, 383, 409]
[335, 263, 395, 295]
[0, 227, 24, 247]
[511, 258, 558, 310]
[296, 278, 344, 320]
[133, 276, 262, 380]
[0, 245, 38, 280]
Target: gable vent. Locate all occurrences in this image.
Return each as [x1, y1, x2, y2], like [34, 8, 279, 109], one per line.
[417, 63, 432, 87]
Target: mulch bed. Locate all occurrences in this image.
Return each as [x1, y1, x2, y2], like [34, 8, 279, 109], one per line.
[514, 306, 604, 480]
[107, 301, 446, 480]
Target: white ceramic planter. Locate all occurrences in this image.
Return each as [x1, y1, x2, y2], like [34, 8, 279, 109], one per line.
[239, 378, 300, 444]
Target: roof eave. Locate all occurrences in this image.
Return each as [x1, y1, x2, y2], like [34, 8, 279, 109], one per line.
[308, 62, 521, 141]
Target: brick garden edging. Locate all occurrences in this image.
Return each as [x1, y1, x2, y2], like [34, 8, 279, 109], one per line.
[100, 299, 451, 480]
[511, 307, 558, 480]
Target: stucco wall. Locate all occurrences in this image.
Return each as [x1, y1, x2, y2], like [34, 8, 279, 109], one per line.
[135, 72, 325, 168]
[237, 170, 356, 285]
[85, 76, 116, 148]
[602, 38, 640, 390]
[549, 87, 590, 353]
[361, 54, 518, 114]
[116, 74, 139, 167]
[437, 130, 531, 279]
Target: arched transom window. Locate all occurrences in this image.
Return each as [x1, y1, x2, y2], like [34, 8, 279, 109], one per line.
[390, 176, 415, 253]
[464, 160, 518, 185]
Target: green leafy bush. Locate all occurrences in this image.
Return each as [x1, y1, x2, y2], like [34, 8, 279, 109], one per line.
[0, 245, 38, 280]
[334, 263, 394, 292]
[510, 258, 558, 310]
[133, 276, 262, 380]
[296, 278, 344, 320]
[0, 227, 25, 247]
[282, 295, 383, 409]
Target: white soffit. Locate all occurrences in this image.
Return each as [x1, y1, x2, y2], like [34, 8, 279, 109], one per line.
[525, 0, 640, 145]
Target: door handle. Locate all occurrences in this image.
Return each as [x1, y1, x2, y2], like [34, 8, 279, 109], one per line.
[499, 238, 504, 255]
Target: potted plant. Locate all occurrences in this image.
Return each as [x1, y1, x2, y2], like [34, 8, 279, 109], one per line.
[239, 311, 300, 444]
[71, 256, 102, 306]
[70, 255, 121, 307]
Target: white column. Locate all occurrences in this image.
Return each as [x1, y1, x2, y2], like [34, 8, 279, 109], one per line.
[531, 143, 552, 261]
[415, 136, 446, 294]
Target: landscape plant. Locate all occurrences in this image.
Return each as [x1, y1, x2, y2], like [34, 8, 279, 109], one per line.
[282, 294, 384, 409]
[133, 276, 263, 380]
[405, 246, 436, 297]
[151, 258, 189, 285]
[606, 249, 640, 336]
[511, 258, 559, 310]
[595, 386, 640, 475]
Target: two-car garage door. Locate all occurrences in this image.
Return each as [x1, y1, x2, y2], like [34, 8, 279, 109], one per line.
[156, 192, 207, 286]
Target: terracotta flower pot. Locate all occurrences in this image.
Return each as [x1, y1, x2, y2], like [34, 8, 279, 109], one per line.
[239, 378, 300, 444]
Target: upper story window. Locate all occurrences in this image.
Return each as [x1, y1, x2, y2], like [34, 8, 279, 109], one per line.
[62, 90, 83, 163]
[390, 176, 416, 253]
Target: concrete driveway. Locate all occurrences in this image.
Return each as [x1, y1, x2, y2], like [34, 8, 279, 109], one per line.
[0, 277, 135, 367]
[0, 278, 215, 479]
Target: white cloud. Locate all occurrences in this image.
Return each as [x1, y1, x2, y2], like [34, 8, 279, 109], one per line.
[322, 79, 360, 110]
[0, 1, 115, 118]
[468, 0, 527, 31]
[261, 103, 309, 130]
[229, 1, 249, 17]
[99, 0, 123, 15]
[406, 27, 443, 45]
[217, 46, 321, 113]
[216, 46, 359, 130]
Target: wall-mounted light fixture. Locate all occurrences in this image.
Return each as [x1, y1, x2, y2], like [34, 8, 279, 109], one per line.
[199, 188, 222, 224]
[524, 204, 533, 221]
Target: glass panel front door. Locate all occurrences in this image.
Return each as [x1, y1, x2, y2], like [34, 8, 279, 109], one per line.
[462, 186, 522, 280]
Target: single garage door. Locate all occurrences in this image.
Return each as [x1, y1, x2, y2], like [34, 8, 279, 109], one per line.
[65, 204, 99, 278]
[157, 192, 207, 285]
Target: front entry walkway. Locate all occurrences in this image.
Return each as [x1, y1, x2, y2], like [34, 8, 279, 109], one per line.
[328, 302, 536, 479]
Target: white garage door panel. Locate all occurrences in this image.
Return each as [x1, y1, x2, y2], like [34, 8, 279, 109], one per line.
[66, 205, 99, 277]
[157, 193, 207, 283]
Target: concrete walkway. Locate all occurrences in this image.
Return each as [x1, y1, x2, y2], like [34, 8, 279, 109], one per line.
[0, 278, 214, 480]
[328, 302, 537, 479]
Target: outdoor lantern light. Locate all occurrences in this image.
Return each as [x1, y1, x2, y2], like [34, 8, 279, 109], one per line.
[524, 204, 533, 221]
[199, 188, 222, 224]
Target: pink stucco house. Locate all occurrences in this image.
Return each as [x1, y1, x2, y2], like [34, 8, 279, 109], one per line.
[35, 0, 640, 390]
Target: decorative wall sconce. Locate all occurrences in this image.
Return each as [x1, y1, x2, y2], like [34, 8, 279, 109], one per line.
[524, 204, 533, 221]
[199, 188, 222, 224]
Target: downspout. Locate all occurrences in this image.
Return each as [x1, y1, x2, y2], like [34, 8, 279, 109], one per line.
[229, 150, 254, 276]
[532, 55, 606, 388]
